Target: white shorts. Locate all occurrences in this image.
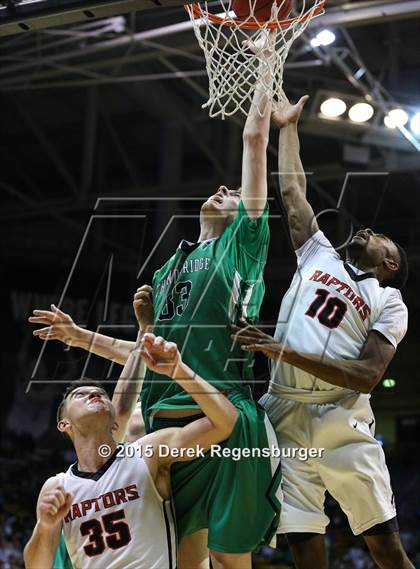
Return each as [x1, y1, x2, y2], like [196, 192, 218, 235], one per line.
[260, 391, 396, 536]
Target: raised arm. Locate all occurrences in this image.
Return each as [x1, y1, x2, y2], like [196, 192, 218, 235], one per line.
[272, 94, 319, 249]
[111, 330, 146, 443]
[140, 333, 238, 462]
[24, 478, 72, 569]
[240, 40, 274, 219]
[29, 285, 153, 366]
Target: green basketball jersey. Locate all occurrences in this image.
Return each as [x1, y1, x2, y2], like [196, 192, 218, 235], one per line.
[141, 200, 269, 431]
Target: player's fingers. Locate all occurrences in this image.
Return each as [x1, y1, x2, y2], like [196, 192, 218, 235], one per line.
[28, 316, 53, 325]
[134, 290, 152, 300]
[231, 334, 262, 344]
[33, 326, 53, 335]
[136, 284, 152, 293]
[133, 298, 149, 309]
[34, 332, 58, 340]
[297, 94, 310, 109]
[47, 505, 58, 516]
[54, 487, 67, 503]
[44, 494, 61, 510]
[153, 336, 165, 348]
[240, 344, 263, 352]
[48, 490, 64, 506]
[134, 293, 149, 302]
[51, 304, 68, 318]
[51, 494, 65, 509]
[141, 351, 156, 368]
[142, 333, 155, 345]
[32, 309, 57, 319]
[163, 342, 177, 354]
[38, 334, 58, 340]
[231, 325, 264, 338]
[41, 503, 55, 517]
[65, 493, 73, 507]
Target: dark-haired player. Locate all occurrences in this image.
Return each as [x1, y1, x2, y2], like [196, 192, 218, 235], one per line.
[24, 333, 238, 569]
[234, 94, 414, 569]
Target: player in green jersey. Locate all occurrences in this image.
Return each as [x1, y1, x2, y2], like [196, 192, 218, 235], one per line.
[30, 61, 281, 569]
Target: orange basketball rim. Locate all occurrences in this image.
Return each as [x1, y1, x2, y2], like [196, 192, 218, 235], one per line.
[185, 0, 325, 30]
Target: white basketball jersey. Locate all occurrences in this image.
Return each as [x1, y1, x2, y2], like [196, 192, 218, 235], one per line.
[57, 441, 177, 569]
[270, 231, 408, 396]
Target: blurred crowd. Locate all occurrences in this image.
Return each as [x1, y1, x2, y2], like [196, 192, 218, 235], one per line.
[0, 441, 75, 569]
[0, 443, 418, 569]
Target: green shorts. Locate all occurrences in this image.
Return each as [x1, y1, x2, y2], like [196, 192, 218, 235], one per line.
[151, 392, 282, 553]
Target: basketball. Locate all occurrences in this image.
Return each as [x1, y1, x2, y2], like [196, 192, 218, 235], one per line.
[232, 0, 292, 22]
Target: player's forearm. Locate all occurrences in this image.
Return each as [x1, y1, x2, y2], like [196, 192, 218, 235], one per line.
[283, 350, 378, 393]
[23, 522, 57, 569]
[278, 123, 306, 198]
[241, 56, 271, 217]
[72, 328, 135, 365]
[112, 331, 146, 441]
[173, 362, 238, 434]
[243, 60, 271, 143]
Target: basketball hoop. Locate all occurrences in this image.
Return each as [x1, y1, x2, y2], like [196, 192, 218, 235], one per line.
[184, 0, 325, 118]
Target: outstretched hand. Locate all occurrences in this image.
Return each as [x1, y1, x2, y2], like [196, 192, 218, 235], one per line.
[231, 324, 289, 361]
[271, 94, 309, 128]
[28, 304, 81, 346]
[141, 333, 181, 379]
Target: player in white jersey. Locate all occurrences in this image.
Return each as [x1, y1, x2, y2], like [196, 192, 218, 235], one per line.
[233, 93, 414, 569]
[24, 332, 238, 569]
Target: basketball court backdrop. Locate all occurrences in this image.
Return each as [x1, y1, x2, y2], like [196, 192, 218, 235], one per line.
[1, 0, 419, 567]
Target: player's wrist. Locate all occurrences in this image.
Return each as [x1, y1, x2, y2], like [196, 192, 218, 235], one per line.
[136, 319, 152, 333]
[71, 326, 90, 348]
[36, 518, 60, 534]
[135, 327, 149, 348]
[280, 346, 294, 363]
[171, 360, 192, 382]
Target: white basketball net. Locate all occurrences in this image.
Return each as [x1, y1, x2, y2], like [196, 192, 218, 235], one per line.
[185, 0, 324, 118]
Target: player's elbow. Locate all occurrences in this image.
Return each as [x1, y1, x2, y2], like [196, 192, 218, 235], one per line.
[219, 408, 239, 441]
[281, 183, 304, 204]
[227, 407, 239, 435]
[357, 382, 374, 394]
[243, 127, 268, 148]
[354, 368, 381, 393]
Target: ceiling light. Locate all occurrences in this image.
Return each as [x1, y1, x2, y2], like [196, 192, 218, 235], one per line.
[317, 29, 336, 46]
[320, 97, 346, 118]
[410, 112, 420, 136]
[311, 29, 336, 47]
[349, 102, 374, 123]
[384, 108, 408, 129]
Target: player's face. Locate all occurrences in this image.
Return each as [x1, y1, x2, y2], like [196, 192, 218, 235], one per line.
[347, 228, 398, 267]
[64, 386, 115, 425]
[201, 186, 241, 220]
